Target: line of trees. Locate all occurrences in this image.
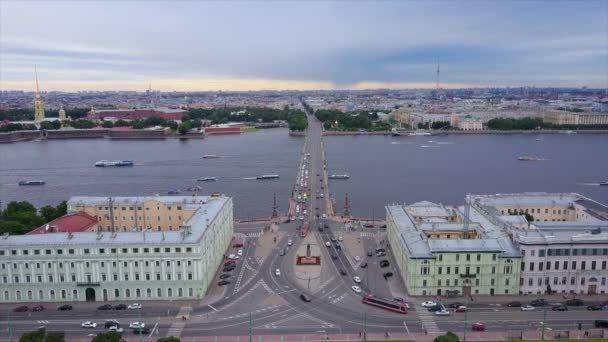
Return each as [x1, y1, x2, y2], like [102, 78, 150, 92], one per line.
[0, 108, 90, 121]
[315, 109, 390, 131]
[486, 117, 544, 130]
[0, 200, 67, 235]
[19, 328, 182, 342]
[184, 106, 307, 131]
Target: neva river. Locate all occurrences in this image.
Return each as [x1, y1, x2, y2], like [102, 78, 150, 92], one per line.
[1, 129, 607, 218]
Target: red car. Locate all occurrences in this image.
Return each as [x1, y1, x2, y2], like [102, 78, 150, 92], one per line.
[224, 260, 236, 266]
[456, 306, 467, 313]
[472, 323, 486, 331]
[14, 305, 28, 312]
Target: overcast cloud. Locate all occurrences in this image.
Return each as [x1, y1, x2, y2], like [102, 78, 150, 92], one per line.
[1, 1, 606, 90]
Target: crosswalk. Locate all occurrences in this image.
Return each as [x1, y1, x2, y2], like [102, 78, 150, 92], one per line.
[247, 232, 262, 238]
[417, 309, 442, 334]
[360, 232, 376, 238]
[37, 320, 49, 324]
[165, 306, 191, 337]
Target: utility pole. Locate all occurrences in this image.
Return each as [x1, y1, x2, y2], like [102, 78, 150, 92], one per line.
[139, 308, 143, 342]
[363, 312, 367, 342]
[463, 306, 468, 342]
[249, 312, 252, 342]
[7, 307, 12, 342]
[541, 304, 547, 340]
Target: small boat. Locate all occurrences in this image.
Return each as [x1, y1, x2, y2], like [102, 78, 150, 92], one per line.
[535, 138, 543, 141]
[95, 160, 134, 167]
[197, 177, 217, 182]
[409, 131, 432, 136]
[560, 130, 577, 134]
[211, 192, 222, 197]
[328, 174, 349, 179]
[202, 154, 222, 159]
[256, 174, 280, 180]
[167, 189, 181, 195]
[517, 156, 541, 161]
[599, 181, 608, 186]
[18, 180, 45, 186]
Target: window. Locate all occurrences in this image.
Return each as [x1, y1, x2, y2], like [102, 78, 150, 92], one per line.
[465, 266, 470, 274]
[493, 254, 497, 261]
[554, 261, 559, 270]
[466, 254, 470, 261]
[456, 254, 460, 262]
[133, 248, 139, 253]
[553, 277, 558, 285]
[477, 254, 481, 261]
[422, 279, 427, 287]
[186, 247, 192, 253]
[571, 277, 575, 285]
[582, 261, 586, 270]
[45, 249, 52, 255]
[99, 248, 105, 254]
[546, 261, 550, 270]
[165, 248, 171, 253]
[530, 263, 535, 271]
[447, 267, 451, 274]
[491, 278, 495, 286]
[563, 261, 568, 270]
[491, 266, 496, 274]
[122, 248, 128, 254]
[528, 278, 533, 286]
[539, 263, 544, 271]
[154, 248, 160, 253]
[438, 279, 441, 286]
[438, 267, 442, 275]
[455, 267, 459, 274]
[539, 250, 545, 257]
[572, 261, 577, 270]
[84, 249, 90, 254]
[476, 266, 480, 274]
[581, 277, 586, 285]
[603, 261, 607, 270]
[505, 278, 510, 286]
[188, 273, 193, 280]
[475, 279, 479, 286]
[592, 261, 596, 270]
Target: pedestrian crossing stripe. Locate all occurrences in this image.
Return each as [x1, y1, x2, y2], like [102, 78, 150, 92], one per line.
[247, 232, 262, 237]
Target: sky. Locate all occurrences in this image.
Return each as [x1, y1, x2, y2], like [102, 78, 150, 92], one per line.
[1, 1, 607, 91]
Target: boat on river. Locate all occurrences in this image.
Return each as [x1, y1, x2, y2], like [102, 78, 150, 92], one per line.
[203, 154, 222, 159]
[95, 160, 134, 167]
[256, 174, 280, 180]
[328, 174, 350, 179]
[18, 180, 45, 186]
[197, 177, 218, 182]
[517, 156, 542, 161]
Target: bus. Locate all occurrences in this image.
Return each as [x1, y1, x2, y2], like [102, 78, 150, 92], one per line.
[362, 294, 407, 314]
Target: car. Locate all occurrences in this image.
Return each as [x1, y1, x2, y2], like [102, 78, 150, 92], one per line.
[227, 254, 238, 260]
[300, 294, 311, 302]
[587, 304, 603, 311]
[353, 276, 361, 283]
[219, 273, 231, 279]
[383, 272, 393, 278]
[104, 320, 120, 329]
[97, 304, 113, 310]
[218, 280, 231, 286]
[354, 256, 361, 262]
[57, 304, 72, 311]
[360, 262, 368, 268]
[32, 305, 45, 312]
[455, 306, 467, 313]
[507, 301, 522, 307]
[287, 240, 293, 246]
[552, 305, 568, 311]
[363, 223, 374, 228]
[109, 326, 124, 333]
[351, 285, 362, 293]
[325, 241, 331, 247]
[339, 269, 347, 276]
[335, 244, 342, 251]
[232, 241, 244, 248]
[330, 236, 337, 242]
[331, 254, 338, 260]
[324, 224, 329, 229]
[367, 250, 373, 257]
[565, 298, 584, 306]
[379, 260, 390, 268]
[421, 301, 437, 308]
[448, 302, 464, 309]
[375, 248, 386, 253]
[595, 320, 608, 328]
[318, 227, 323, 232]
[435, 309, 450, 316]
[428, 304, 443, 312]
[114, 304, 127, 310]
[81, 321, 98, 328]
[129, 322, 145, 329]
[14, 305, 28, 312]
[224, 260, 236, 266]
[279, 249, 286, 256]
[132, 327, 151, 334]
[298, 216, 304, 220]
[127, 303, 142, 310]
[338, 236, 343, 241]
[520, 305, 535, 311]
[223, 266, 235, 272]
[472, 323, 486, 331]
[275, 269, 281, 276]
[530, 299, 547, 307]
[237, 249, 243, 256]
[376, 252, 387, 257]
[322, 213, 327, 218]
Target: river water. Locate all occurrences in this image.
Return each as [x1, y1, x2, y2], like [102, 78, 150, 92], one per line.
[1, 130, 607, 218]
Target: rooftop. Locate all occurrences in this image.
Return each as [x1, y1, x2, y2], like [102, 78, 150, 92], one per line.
[469, 192, 583, 208]
[28, 211, 98, 235]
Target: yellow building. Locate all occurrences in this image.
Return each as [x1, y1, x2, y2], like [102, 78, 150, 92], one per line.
[543, 111, 608, 126]
[392, 108, 411, 128]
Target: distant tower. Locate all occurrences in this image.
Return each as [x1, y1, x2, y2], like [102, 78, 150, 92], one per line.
[435, 58, 440, 91]
[89, 105, 97, 120]
[344, 193, 351, 217]
[271, 193, 279, 219]
[58, 106, 66, 121]
[34, 66, 45, 121]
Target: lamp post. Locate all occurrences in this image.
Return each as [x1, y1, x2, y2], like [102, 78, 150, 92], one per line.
[541, 304, 547, 340]
[249, 312, 252, 342]
[463, 306, 468, 342]
[363, 311, 367, 342]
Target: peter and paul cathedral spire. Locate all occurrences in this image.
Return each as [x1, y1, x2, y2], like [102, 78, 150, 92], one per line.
[34, 66, 45, 122]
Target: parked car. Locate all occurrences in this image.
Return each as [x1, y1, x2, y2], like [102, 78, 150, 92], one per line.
[81, 321, 97, 328]
[421, 301, 437, 308]
[448, 302, 464, 309]
[530, 299, 547, 307]
[367, 249, 373, 257]
[224, 260, 236, 266]
[331, 254, 338, 260]
[300, 294, 311, 302]
[227, 254, 238, 260]
[507, 301, 522, 307]
[129, 322, 145, 329]
[275, 269, 281, 276]
[360, 262, 368, 268]
[353, 276, 361, 283]
[456, 306, 467, 313]
[552, 305, 568, 311]
[330, 236, 337, 242]
[339, 269, 347, 276]
[587, 304, 603, 311]
[14, 306, 28, 312]
[32, 305, 45, 312]
[376, 252, 387, 257]
[351, 286, 362, 294]
[565, 298, 584, 306]
[132, 327, 151, 334]
[472, 323, 486, 331]
[520, 305, 535, 311]
[379, 260, 390, 268]
[218, 280, 231, 286]
[127, 303, 142, 310]
[237, 249, 243, 256]
[287, 240, 293, 246]
[223, 266, 236, 272]
[109, 326, 124, 333]
[114, 304, 127, 310]
[325, 241, 331, 247]
[97, 304, 113, 311]
[428, 304, 443, 312]
[104, 320, 120, 329]
[354, 256, 361, 262]
[383, 272, 394, 278]
[57, 304, 73, 311]
[435, 309, 450, 316]
[219, 273, 231, 279]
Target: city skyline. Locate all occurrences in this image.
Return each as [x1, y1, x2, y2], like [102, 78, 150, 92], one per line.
[1, 1, 607, 91]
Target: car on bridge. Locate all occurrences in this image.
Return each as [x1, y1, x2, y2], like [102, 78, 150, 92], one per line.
[287, 240, 293, 246]
[128, 303, 142, 310]
[435, 309, 450, 316]
[551, 305, 568, 311]
[421, 301, 437, 307]
[353, 276, 361, 283]
[57, 304, 72, 311]
[129, 322, 145, 329]
[97, 304, 113, 310]
[219, 273, 231, 279]
[520, 305, 535, 311]
[379, 260, 390, 267]
[104, 320, 120, 328]
[218, 280, 231, 286]
[81, 321, 97, 328]
[587, 304, 603, 311]
[275, 269, 281, 276]
[507, 301, 522, 307]
[32, 305, 44, 312]
[14, 305, 28, 312]
[565, 298, 584, 306]
[351, 286, 362, 294]
[114, 304, 127, 310]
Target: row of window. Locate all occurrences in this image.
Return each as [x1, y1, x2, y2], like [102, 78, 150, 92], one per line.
[523, 260, 607, 272]
[437, 253, 499, 262]
[521, 276, 607, 287]
[421, 278, 511, 287]
[524, 248, 608, 257]
[3, 271, 195, 284]
[3, 286, 193, 302]
[0, 246, 194, 256]
[1, 259, 194, 272]
[421, 263, 513, 275]
[96, 205, 183, 211]
[504, 208, 569, 215]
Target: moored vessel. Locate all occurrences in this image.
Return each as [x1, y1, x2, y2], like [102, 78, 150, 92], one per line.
[517, 156, 541, 161]
[197, 177, 218, 182]
[256, 174, 280, 180]
[95, 160, 134, 167]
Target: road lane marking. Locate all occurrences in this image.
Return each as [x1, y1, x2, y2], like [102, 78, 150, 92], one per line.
[207, 304, 218, 312]
[403, 321, 410, 334]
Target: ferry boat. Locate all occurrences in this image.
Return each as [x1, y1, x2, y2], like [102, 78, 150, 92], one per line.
[196, 177, 217, 182]
[256, 174, 280, 180]
[600, 181, 608, 186]
[517, 156, 541, 161]
[391, 128, 432, 136]
[409, 131, 432, 136]
[95, 160, 134, 167]
[202, 154, 222, 159]
[328, 174, 350, 179]
[18, 180, 45, 186]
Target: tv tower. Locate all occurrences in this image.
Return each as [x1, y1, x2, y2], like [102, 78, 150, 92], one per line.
[435, 58, 440, 91]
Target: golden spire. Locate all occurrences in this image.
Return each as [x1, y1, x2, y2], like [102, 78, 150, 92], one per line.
[34, 66, 45, 121]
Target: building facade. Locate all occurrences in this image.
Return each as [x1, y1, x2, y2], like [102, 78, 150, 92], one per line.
[543, 111, 608, 126]
[0, 195, 233, 303]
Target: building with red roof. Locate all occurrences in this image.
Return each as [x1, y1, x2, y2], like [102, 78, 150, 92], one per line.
[28, 211, 98, 235]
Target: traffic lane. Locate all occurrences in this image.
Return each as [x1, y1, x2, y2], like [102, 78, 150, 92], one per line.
[435, 309, 606, 328]
[7, 320, 169, 338]
[3, 306, 180, 322]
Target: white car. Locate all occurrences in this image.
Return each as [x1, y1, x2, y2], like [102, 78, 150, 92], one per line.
[435, 309, 450, 316]
[299, 216, 304, 221]
[275, 269, 281, 276]
[227, 254, 238, 260]
[351, 285, 362, 294]
[322, 213, 327, 218]
[421, 301, 437, 307]
[129, 322, 145, 329]
[287, 240, 293, 246]
[353, 276, 361, 283]
[237, 249, 243, 256]
[127, 303, 142, 310]
[303, 210, 307, 215]
[521, 305, 535, 311]
[325, 241, 331, 247]
[109, 326, 123, 333]
[81, 321, 97, 328]
[338, 236, 343, 241]
[354, 256, 361, 262]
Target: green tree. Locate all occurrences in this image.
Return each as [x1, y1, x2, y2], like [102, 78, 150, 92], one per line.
[39, 205, 57, 223]
[157, 337, 180, 342]
[178, 121, 192, 135]
[40, 121, 61, 130]
[19, 328, 45, 342]
[55, 201, 67, 217]
[102, 121, 114, 128]
[431, 121, 450, 130]
[113, 120, 130, 127]
[91, 331, 123, 342]
[434, 332, 459, 342]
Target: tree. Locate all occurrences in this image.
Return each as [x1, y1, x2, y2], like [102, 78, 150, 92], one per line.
[102, 121, 114, 128]
[55, 201, 67, 217]
[157, 338, 180, 342]
[40, 121, 61, 130]
[39, 206, 57, 223]
[113, 120, 130, 127]
[91, 331, 123, 342]
[431, 121, 450, 130]
[178, 121, 192, 135]
[434, 332, 459, 342]
[19, 328, 64, 342]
